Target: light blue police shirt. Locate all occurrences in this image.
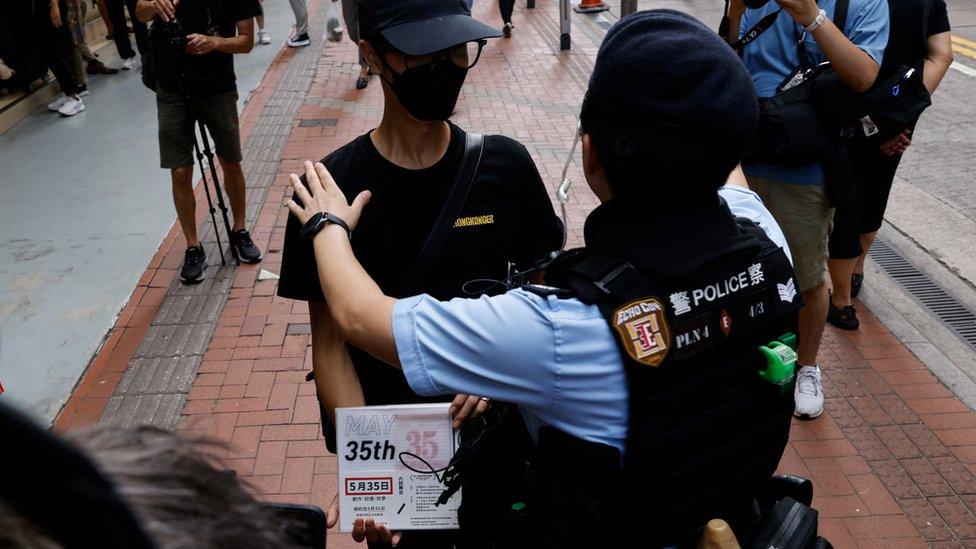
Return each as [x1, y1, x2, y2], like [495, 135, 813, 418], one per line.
[739, 0, 889, 185]
[392, 187, 790, 455]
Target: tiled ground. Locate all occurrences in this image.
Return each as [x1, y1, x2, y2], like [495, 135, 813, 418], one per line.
[58, 1, 976, 547]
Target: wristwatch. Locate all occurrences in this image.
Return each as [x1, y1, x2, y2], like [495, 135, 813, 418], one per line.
[300, 211, 352, 241]
[804, 9, 827, 32]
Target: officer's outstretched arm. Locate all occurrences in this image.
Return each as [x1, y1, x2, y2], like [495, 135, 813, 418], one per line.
[287, 161, 401, 368]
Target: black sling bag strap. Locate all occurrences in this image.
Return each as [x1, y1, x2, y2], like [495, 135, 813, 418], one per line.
[730, 8, 784, 51]
[399, 132, 485, 295]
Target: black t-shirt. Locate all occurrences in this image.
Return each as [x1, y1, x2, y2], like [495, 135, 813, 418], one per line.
[152, 0, 262, 95]
[878, 0, 950, 81]
[278, 123, 563, 408]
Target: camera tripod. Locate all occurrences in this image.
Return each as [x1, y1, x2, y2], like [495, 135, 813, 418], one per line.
[191, 119, 239, 265]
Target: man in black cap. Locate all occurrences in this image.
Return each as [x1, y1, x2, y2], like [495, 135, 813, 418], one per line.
[288, 9, 802, 547]
[277, 1, 563, 543]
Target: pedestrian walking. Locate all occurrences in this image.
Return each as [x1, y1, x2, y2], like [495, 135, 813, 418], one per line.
[499, 0, 515, 36]
[106, 0, 149, 70]
[825, 0, 953, 329]
[256, 0, 271, 45]
[285, 0, 310, 47]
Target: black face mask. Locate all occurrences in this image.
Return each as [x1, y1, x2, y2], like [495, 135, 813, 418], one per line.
[382, 55, 468, 121]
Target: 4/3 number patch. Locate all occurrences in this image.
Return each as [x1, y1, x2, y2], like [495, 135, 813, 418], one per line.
[612, 298, 671, 367]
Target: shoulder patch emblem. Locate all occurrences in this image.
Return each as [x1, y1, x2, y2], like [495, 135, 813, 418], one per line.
[612, 298, 671, 367]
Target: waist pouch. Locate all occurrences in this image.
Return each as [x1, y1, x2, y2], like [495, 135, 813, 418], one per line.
[745, 64, 846, 168]
[744, 64, 856, 206]
[825, 64, 932, 146]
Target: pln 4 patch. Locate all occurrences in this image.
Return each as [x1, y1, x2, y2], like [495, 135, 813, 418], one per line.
[612, 298, 671, 367]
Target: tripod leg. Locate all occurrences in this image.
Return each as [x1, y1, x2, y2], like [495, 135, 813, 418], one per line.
[197, 120, 239, 265]
[194, 139, 227, 265]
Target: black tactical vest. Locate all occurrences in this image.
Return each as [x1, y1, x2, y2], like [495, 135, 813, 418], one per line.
[442, 212, 801, 549]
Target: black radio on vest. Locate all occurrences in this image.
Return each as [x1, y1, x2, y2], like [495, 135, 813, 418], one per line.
[440, 210, 802, 548]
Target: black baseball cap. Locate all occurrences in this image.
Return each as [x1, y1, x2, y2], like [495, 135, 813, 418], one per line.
[359, 0, 503, 56]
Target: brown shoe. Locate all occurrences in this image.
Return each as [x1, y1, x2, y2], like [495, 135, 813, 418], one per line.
[86, 60, 119, 75]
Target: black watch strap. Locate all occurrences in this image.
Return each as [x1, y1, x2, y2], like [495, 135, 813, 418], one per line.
[300, 211, 352, 241]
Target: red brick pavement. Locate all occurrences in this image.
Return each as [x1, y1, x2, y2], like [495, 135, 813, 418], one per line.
[62, 1, 976, 547]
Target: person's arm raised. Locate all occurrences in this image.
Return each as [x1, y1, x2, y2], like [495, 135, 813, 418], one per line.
[286, 162, 399, 367]
[775, 0, 882, 92]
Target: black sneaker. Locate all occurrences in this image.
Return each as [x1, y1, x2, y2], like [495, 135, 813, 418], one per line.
[851, 272, 864, 299]
[180, 246, 206, 284]
[286, 33, 310, 47]
[231, 229, 262, 264]
[827, 299, 859, 330]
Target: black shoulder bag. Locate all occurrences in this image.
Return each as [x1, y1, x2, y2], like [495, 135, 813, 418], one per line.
[819, 1, 934, 147]
[738, 0, 849, 166]
[736, 1, 860, 205]
[398, 132, 485, 295]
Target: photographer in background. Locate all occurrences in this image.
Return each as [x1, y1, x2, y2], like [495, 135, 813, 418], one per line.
[136, 0, 264, 284]
[727, 0, 888, 420]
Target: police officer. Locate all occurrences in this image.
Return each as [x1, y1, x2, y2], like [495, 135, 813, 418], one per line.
[288, 11, 801, 547]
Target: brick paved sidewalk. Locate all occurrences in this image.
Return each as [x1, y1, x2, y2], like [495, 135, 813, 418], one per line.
[56, 1, 976, 547]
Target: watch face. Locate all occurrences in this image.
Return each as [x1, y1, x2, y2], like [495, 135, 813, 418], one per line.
[301, 212, 325, 238]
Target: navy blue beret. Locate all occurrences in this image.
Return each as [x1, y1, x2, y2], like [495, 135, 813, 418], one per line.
[587, 9, 758, 139]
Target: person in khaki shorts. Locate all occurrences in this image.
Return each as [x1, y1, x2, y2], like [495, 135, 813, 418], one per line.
[728, 0, 889, 419]
[137, 0, 264, 284]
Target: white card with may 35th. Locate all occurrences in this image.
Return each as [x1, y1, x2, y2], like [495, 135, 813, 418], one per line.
[336, 403, 460, 532]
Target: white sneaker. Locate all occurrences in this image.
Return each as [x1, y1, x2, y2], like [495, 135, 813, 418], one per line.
[121, 57, 136, 70]
[794, 365, 824, 419]
[58, 96, 85, 116]
[79, 89, 90, 97]
[47, 95, 69, 111]
[258, 29, 271, 44]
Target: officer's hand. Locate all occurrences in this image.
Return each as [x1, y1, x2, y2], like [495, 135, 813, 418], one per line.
[450, 394, 490, 428]
[149, 0, 178, 22]
[774, 0, 820, 27]
[288, 161, 371, 230]
[352, 518, 402, 546]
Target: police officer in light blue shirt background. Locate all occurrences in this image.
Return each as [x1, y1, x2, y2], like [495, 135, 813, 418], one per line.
[288, 10, 803, 546]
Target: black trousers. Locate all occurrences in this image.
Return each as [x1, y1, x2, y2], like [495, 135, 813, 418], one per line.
[107, 0, 149, 59]
[40, 0, 83, 95]
[499, 0, 515, 23]
[828, 141, 903, 259]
